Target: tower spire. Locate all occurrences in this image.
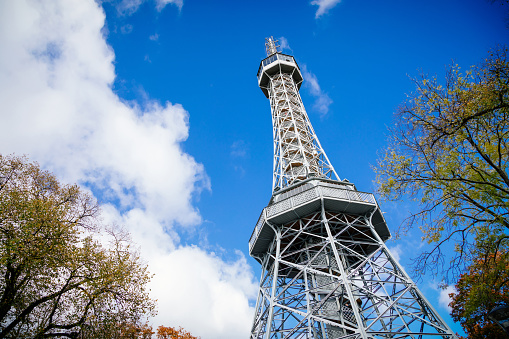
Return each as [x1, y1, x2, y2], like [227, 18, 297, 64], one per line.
[265, 36, 280, 56]
[249, 37, 457, 339]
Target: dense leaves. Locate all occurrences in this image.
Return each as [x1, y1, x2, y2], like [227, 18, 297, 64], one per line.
[450, 229, 509, 338]
[156, 326, 200, 339]
[0, 155, 156, 338]
[375, 48, 509, 279]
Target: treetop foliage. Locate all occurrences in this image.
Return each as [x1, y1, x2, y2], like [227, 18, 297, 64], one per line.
[450, 228, 509, 338]
[0, 154, 156, 338]
[375, 47, 509, 279]
[156, 325, 200, 339]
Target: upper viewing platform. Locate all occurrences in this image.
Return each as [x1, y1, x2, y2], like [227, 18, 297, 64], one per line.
[257, 52, 303, 98]
[248, 178, 391, 261]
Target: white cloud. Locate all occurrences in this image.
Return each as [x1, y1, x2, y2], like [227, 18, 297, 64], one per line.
[231, 140, 248, 158]
[388, 244, 402, 263]
[155, 0, 183, 12]
[301, 65, 333, 116]
[117, 0, 144, 15]
[439, 285, 457, 312]
[311, 0, 341, 18]
[231, 140, 248, 177]
[0, 1, 256, 338]
[278, 36, 292, 54]
[117, 0, 182, 15]
[149, 33, 159, 41]
[121, 23, 133, 34]
[149, 247, 257, 336]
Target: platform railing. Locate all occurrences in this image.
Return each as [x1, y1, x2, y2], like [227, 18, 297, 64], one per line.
[249, 182, 376, 252]
[257, 53, 297, 81]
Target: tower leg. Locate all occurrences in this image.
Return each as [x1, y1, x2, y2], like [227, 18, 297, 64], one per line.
[250, 209, 457, 339]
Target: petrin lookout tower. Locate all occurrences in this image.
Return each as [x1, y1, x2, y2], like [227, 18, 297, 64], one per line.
[248, 37, 457, 339]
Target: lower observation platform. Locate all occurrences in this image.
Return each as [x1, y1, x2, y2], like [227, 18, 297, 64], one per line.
[249, 178, 391, 261]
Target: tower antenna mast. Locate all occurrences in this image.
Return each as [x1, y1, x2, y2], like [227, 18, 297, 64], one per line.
[265, 36, 280, 56]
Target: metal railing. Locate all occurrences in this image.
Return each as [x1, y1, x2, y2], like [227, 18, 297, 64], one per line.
[257, 53, 297, 81]
[249, 182, 376, 251]
[249, 210, 266, 251]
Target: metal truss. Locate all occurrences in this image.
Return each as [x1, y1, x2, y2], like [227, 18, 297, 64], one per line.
[268, 72, 338, 192]
[250, 207, 457, 339]
[258, 37, 338, 193]
[251, 38, 457, 339]
[265, 37, 280, 56]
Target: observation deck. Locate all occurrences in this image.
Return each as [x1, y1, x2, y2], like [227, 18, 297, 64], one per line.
[257, 52, 303, 98]
[248, 178, 391, 262]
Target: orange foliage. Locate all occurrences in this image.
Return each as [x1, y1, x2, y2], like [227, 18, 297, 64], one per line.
[450, 250, 509, 338]
[156, 325, 200, 339]
[118, 322, 155, 339]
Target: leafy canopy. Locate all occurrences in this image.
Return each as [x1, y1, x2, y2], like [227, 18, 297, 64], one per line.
[156, 325, 200, 339]
[375, 48, 509, 279]
[450, 228, 509, 338]
[0, 154, 156, 338]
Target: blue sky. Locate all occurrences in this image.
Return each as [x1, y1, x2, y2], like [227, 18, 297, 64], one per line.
[0, 0, 508, 337]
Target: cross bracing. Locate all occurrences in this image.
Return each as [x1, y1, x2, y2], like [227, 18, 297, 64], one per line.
[250, 37, 456, 339]
[257, 38, 338, 193]
[250, 204, 457, 338]
[269, 72, 335, 190]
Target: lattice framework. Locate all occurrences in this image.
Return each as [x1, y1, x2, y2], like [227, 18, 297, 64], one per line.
[251, 37, 456, 339]
[250, 208, 456, 339]
[269, 72, 338, 191]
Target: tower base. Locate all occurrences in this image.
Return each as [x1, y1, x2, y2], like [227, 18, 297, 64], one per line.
[250, 181, 456, 339]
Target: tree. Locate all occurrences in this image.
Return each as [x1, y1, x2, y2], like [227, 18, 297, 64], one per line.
[0, 155, 156, 338]
[375, 48, 509, 279]
[449, 227, 509, 338]
[93, 321, 154, 339]
[156, 326, 200, 339]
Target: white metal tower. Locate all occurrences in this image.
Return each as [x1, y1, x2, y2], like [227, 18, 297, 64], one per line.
[249, 37, 457, 339]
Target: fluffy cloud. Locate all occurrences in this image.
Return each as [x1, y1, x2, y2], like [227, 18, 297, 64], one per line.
[230, 140, 248, 158]
[0, 0, 202, 227]
[116, 0, 182, 15]
[155, 0, 183, 11]
[278, 36, 292, 53]
[439, 285, 457, 312]
[311, 0, 342, 18]
[149, 247, 257, 335]
[301, 64, 333, 116]
[0, 1, 256, 338]
[117, 0, 145, 15]
[387, 244, 403, 263]
[101, 206, 258, 337]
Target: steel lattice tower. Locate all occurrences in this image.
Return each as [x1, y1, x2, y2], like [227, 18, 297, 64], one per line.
[249, 37, 457, 339]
